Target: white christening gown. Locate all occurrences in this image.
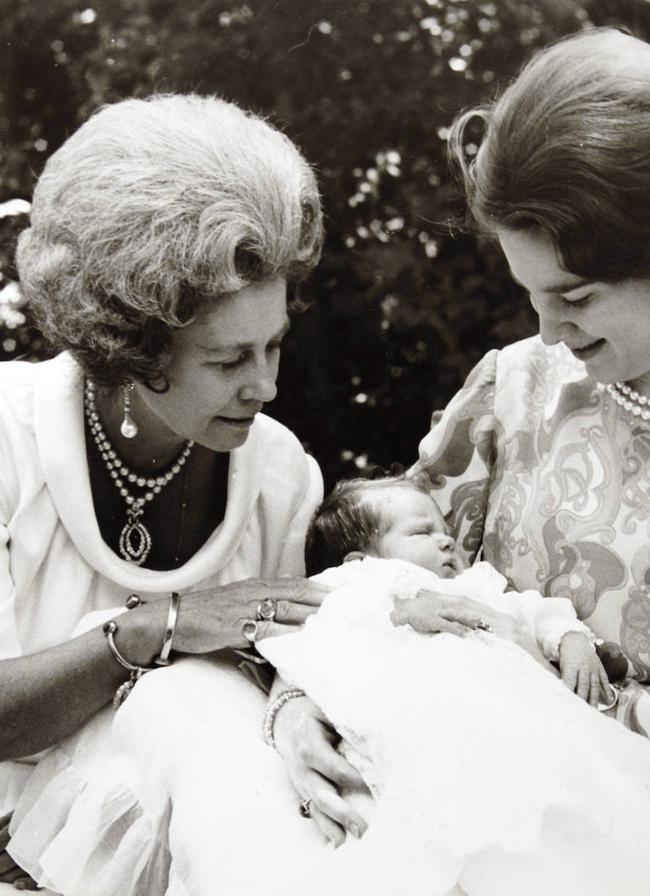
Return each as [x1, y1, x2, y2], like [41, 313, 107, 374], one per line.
[9, 559, 650, 896]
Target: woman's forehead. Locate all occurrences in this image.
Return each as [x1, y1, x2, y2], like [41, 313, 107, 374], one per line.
[173, 278, 289, 352]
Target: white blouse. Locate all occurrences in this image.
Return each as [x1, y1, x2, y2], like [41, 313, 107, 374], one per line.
[0, 352, 322, 809]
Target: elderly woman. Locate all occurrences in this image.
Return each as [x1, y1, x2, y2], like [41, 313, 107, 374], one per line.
[261, 24, 650, 889]
[0, 93, 367, 893]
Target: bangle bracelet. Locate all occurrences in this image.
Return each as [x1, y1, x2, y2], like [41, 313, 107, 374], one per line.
[103, 619, 155, 674]
[103, 619, 156, 710]
[262, 687, 306, 750]
[155, 591, 180, 666]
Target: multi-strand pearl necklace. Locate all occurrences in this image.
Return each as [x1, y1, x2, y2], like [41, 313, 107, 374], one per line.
[84, 380, 194, 565]
[606, 382, 650, 424]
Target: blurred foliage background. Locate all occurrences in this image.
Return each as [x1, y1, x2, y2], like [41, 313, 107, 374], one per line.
[1, 0, 650, 488]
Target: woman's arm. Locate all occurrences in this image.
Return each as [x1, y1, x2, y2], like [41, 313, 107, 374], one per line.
[0, 601, 167, 760]
[412, 349, 498, 564]
[391, 589, 558, 672]
[269, 675, 368, 847]
[0, 577, 326, 761]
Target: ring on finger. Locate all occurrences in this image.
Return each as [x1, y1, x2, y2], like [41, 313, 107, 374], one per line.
[241, 619, 258, 643]
[475, 620, 492, 632]
[256, 598, 277, 622]
[299, 798, 312, 819]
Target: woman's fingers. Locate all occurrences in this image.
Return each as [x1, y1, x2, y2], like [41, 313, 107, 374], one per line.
[263, 578, 331, 607]
[560, 661, 577, 693]
[390, 590, 496, 635]
[312, 782, 367, 838]
[576, 668, 591, 703]
[589, 670, 602, 707]
[309, 801, 345, 847]
[599, 664, 614, 704]
[391, 597, 472, 636]
[272, 600, 320, 625]
[415, 589, 488, 616]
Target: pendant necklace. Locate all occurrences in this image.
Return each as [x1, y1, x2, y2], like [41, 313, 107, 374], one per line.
[84, 379, 194, 565]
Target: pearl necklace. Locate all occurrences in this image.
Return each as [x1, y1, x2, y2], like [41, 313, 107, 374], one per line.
[606, 382, 650, 423]
[84, 380, 194, 565]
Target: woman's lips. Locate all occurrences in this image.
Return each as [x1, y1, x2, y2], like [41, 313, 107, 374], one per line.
[215, 416, 255, 428]
[569, 338, 606, 361]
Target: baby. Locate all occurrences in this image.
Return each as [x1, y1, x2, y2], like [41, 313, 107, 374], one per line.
[259, 473, 650, 894]
[304, 472, 610, 707]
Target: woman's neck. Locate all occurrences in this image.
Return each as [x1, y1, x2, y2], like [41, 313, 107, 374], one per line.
[629, 372, 650, 400]
[93, 385, 189, 473]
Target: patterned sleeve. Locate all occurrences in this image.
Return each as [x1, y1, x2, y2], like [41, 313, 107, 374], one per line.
[411, 349, 499, 565]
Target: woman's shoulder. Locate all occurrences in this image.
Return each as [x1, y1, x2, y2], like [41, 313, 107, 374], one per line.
[248, 412, 322, 495]
[251, 413, 320, 474]
[0, 354, 72, 428]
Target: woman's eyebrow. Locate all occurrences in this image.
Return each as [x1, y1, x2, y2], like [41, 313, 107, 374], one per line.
[511, 272, 591, 294]
[197, 318, 291, 352]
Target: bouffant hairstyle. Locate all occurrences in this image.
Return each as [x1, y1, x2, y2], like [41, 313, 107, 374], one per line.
[305, 472, 433, 576]
[449, 28, 650, 281]
[17, 94, 323, 387]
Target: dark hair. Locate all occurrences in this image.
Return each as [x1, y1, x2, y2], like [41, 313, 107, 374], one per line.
[305, 472, 432, 576]
[448, 28, 650, 280]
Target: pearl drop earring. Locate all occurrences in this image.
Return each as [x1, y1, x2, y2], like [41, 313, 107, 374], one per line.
[120, 382, 138, 439]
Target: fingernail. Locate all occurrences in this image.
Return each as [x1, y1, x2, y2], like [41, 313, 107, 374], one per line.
[348, 823, 360, 839]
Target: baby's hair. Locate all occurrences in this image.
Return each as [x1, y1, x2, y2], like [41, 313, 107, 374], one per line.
[305, 470, 433, 576]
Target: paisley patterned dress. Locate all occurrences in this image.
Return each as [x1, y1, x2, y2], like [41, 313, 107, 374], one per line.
[415, 335, 650, 683]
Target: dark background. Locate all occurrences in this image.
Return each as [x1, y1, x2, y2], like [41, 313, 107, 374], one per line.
[1, 0, 649, 489]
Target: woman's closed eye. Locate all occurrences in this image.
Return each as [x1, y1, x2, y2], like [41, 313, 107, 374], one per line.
[562, 293, 593, 309]
[211, 354, 247, 371]
[208, 342, 283, 371]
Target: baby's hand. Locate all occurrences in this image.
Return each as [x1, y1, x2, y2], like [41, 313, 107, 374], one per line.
[559, 631, 612, 708]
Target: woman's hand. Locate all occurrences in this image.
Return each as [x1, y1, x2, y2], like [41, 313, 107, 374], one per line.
[391, 589, 491, 635]
[175, 578, 329, 652]
[123, 577, 329, 663]
[0, 814, 38, 890]
[272, 694, 369, 847]
[391, 591, 557, 671]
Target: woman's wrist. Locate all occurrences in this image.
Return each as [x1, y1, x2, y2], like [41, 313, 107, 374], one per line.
[262, 687, 306, 750]
[111, 602, 170, 668]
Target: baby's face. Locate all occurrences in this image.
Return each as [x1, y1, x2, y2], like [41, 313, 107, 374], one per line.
[370, 487, 463, 577]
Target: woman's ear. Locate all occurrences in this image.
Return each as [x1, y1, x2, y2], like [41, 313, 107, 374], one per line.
[343, 551, 366, 564]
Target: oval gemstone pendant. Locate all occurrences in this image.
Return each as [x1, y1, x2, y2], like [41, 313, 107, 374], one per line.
[119, 519, 152, 565]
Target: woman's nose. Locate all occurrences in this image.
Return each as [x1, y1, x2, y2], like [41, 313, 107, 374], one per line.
[534, 296, 564, 346]
[534, 295, 577, 347]
[238, 363, 278, 403]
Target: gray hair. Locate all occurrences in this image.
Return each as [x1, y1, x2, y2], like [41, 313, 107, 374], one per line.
[17, 93, 323, 386]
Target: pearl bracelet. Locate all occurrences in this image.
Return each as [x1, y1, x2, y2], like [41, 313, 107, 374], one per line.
[262, 687, 306, 750]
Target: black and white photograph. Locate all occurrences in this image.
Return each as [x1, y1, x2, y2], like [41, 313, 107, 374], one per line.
[1, 1, 650, 893]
